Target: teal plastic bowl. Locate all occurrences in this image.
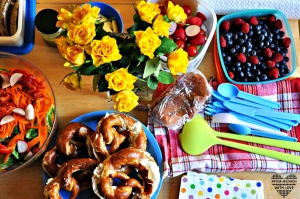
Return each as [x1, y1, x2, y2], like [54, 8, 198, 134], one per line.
[216, 9, 296, 85]
[89, 2, 124, 33]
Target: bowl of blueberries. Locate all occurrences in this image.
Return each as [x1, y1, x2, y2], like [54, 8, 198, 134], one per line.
[216, 9, 296, 84]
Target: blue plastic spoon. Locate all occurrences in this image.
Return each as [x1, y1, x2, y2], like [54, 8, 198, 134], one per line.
[217, 83, 281, 109]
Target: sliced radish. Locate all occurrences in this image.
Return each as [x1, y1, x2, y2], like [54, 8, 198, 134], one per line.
[10, 73, 23, 87]
[25, 104, 34, 120]
[0, 115, 15, 125]
[168, 22, 177, 35]
[17, 140, 28, 153]
[0, 73, 10, 89]
[12, 108, 25, 116]
[185, 25, 201, 37]
[24, 150, 33, 161]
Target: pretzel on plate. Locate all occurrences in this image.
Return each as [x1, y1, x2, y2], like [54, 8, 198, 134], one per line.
[86, 113, 147, 161]
[44, 158, 99, 199]
[92, 147, 160, 199]
[42, 122, 94, 177]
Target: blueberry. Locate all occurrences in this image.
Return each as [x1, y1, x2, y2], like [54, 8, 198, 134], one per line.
[258, 34, 265, 41]
[239, 46, 246, 53]
[238, 71, 245, 78]
[253, 76, 260, 81]
[260, 74, 268, 81]
[227, 39, 233, 46]
[224, 55, 232, 63]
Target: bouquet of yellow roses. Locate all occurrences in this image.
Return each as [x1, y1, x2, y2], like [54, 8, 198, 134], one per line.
[55, 1, 189, 112]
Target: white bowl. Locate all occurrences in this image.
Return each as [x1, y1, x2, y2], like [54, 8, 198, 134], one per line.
[0, 0, 25, 46]
[151, 0, 217, 73]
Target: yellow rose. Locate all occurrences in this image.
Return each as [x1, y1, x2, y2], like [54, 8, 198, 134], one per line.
[134, 27, 161, 59]
[55, 36, 73, 56]
[64, 44, 86, 67]
[112, 90, 139, 112]
[105, 68, 137, 92]
[68, 22, 96, 46]
[153, 15, 171, 38]
[136, 0, 160, 24]
[91, 36, 122, 67]
[167, 48, 188, 75]
[56, 8, 73, 29]
[73, 4, 100, 25]
[62, 72, 83, 91]
[166, 1, 187, 23]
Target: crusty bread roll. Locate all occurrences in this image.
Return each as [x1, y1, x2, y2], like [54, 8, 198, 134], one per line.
[150, 70, 211, 129]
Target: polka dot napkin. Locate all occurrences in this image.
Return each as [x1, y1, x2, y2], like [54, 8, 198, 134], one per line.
[179, 171, 264, 199]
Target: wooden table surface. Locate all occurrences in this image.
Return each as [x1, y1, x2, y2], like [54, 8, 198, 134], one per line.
[0, 1, 299, 198]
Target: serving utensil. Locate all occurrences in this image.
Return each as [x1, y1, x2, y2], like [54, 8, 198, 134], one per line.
[179, 114, 300, 165]
[217, 83, 281, 109]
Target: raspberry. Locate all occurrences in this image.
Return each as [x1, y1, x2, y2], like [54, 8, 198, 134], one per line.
[272, 53, 284, 63]
[221, 20, 230, 31]
[262, 47, 273, 58]
[282, 37, 291, 48]
[273, 19, 283, 29]
[241, 23, 250, 33]
[266, 60, 276, 68]
[228, 71, 234, 79]
[248, 55, 259, 65]
[268, 68, 279, 79]
[249, 16, 258, 25]
[236, 53, 246, 63]
[220, 36, 226, 47]
[266, 14, 276, 24]
[233, 18, 245, 26]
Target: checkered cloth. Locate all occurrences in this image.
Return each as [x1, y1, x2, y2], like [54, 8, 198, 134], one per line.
[147, 78, 300, 178]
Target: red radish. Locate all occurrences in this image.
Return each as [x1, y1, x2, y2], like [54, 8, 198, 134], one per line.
[0, 73, 10, 88]
[173, 28, 186, 41]
[185, 45, 198, 57]
[196, 11, 207, 22]
[159, 5, 166, 15]
[182, 5, 192, 16]
[185, 25, 200, 37]
[17, 140, 28, 153]
[186, 16, 203, 26]
[177, 20, 186, 28]
[175, 40, 186, 49]
[25, 104, 34, 120]
[199, 29, 206, 35]
[12, 108, 25, 116]
[189, 32, 206, 46]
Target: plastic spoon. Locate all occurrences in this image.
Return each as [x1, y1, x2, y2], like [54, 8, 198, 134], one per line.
[210, 90, 272, 110]
[217, 83, 281, 109]
[228, 124, 298, 142]
[179, 114, 300, 165]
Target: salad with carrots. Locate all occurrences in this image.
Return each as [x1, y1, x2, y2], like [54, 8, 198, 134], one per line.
[0, 68, 55, 172]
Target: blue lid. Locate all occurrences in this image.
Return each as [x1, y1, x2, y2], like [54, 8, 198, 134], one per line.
[0, 0, 36, 55]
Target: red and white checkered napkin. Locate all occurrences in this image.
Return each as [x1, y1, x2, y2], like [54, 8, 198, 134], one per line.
[147, 79, 300, 178]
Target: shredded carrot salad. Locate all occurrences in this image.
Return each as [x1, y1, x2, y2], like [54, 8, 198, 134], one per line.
[0, 68, 55, 169]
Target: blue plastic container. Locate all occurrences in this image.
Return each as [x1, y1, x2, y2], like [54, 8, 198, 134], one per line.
[216, 9, 296, 85]
[0, 0, 36, 55]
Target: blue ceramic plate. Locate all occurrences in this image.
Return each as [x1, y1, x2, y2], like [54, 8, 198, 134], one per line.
[42, 110, 163, 199]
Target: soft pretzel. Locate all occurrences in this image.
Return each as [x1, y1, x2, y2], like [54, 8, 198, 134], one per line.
[42, 122, 94, 177]
[92, 147, 160, 199]
[86, 113, 147, 161]
[44, 158, 99, 199]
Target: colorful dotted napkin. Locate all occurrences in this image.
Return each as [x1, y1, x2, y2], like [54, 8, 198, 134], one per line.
[178, 171, 264, 199]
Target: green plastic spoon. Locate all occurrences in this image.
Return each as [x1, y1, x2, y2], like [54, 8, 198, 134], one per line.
[179, 114, 300, 165]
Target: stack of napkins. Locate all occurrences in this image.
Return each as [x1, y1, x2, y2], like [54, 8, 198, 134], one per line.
[179, 171, 264, 199]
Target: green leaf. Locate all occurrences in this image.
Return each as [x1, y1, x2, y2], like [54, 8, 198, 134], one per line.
[26, 129, 37, 140]
[143, 57, 160, 78]
[157, 71, 174, 84]
[98, 81, 109, 92]
[147, 75, 158, 90]
[156, 37, 177, 54]
[133, 13, 141, 23]
[74, 64, 98, 75]
[12, 149, 19, 160]
[93, 74, 101, 92]
[12, 126, 19, 134]
[46, 105, 55, 128]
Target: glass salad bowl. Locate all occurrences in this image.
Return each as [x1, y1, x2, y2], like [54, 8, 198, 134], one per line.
[0, 52, 57, 175]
